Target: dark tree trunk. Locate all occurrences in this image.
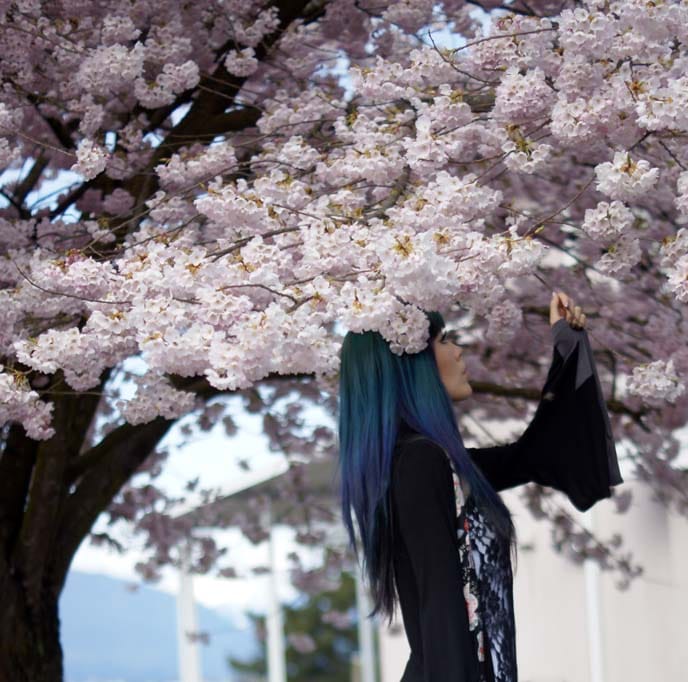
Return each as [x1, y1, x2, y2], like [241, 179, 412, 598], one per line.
[0, 572, 62, 682]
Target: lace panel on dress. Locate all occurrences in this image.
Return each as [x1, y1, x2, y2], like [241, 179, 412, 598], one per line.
[449, 456, 518, 682]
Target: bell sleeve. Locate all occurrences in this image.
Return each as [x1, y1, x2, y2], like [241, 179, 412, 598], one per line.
[392, 439, 481, 681]
[466, 318, 623, 512]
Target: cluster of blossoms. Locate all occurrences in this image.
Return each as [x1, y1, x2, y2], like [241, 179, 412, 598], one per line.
[676, 171, 688, 223]
[321, 608, 353, 628]
[0, 365, 54, 440]
[338, 282, 431, 355]
[0, 102, 22, 166]
[626, 358, 686, 408]
[224, 47, 259, 77]
[116, 373, 198, 424]
[581, 201, 635, 244]
[492, 66, 554, 124]
[658, 227, 688, 304]
[501, 135, 553, 175]
[0, 0, 686, 443]
[72, 139, 110, 181]
[286, 633, 317, 654]
[155, 140, 237, 191]
[594, 152, 660, 203]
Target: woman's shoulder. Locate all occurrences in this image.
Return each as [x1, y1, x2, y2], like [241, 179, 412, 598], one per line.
[393, 433, 471, 499]
[391, 435, 458, 513]
[393, 434, 452, 477]
[395, 428, 445, 451]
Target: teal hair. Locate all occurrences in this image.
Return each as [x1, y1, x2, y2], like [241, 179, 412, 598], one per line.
[337, 311, 517, 625]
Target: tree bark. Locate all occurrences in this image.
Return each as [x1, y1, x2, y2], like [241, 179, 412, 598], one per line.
[0, 569, 62, 682]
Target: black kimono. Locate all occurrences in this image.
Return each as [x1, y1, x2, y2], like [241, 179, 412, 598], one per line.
[390, 318, 624, 682]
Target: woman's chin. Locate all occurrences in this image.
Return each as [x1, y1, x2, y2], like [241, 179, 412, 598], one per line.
[451, 380, 473, 401]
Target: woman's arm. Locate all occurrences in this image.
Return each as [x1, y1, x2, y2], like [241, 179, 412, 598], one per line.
[464, 319, 570, 491]
[467, 316, 623, 511]
[393, 438, 481, 681]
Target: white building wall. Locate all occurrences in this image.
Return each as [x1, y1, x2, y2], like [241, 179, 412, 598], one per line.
[378, 616, 409, 682]
[377, 479, 686, 682]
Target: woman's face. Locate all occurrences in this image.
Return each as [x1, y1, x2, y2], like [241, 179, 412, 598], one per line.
[431, 328, 472, 402]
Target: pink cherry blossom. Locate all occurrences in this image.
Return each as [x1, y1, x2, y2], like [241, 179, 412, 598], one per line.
[594, 151, 660, 202]
[71, 139, 109, 180]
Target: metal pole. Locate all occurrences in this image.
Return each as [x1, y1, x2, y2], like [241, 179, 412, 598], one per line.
[264, 498, 287, 682]
[176, 540, 203, 682]
[582, 506, 605, 682]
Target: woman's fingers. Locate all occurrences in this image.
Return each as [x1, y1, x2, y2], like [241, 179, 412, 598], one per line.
[570, 305, 586, 329]
[550, 291, 587, 329]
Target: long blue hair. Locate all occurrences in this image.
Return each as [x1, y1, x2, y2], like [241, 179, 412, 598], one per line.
[337, 310, 517, 625]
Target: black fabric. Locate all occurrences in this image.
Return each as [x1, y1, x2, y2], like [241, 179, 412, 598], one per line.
[466, 318, 623, 511]
[393, 437, 481, 682]
[390, 320, 624, 681]
[393, 434, 512, 682]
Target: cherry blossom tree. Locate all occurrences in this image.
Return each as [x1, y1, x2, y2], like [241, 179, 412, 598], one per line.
[1, 0, 687, 679]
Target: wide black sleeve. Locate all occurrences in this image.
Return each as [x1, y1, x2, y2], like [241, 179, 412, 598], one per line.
[466, 318, 623, 512]
[392, 439, 481, 682]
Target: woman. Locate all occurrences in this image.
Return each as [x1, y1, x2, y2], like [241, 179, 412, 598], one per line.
[337, 291, 623, 682]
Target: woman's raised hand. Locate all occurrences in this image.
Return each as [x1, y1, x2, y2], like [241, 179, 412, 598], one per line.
[550, 291, 586, 329]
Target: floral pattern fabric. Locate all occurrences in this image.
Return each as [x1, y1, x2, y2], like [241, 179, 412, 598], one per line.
[447, 457, 517, 682]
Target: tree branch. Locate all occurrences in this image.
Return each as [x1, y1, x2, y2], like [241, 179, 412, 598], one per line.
[0, 426, 39, 559]
[8, 370, 107, 605]
[13, 154, 49, 207]
[53, 416, 177, 591]
[469, 379, 644, 422]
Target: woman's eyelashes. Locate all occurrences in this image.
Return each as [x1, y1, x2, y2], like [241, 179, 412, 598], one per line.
[441, 330, 459, 346]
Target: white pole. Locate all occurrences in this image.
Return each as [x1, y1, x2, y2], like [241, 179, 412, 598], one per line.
[264, 499, 287, 682]
[176, 541, 203, 682]
[354, 563, 377, 682]
[582, 506, 605, 682]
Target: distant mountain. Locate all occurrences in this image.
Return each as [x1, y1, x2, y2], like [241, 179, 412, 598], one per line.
[60, 571, 260, 682]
